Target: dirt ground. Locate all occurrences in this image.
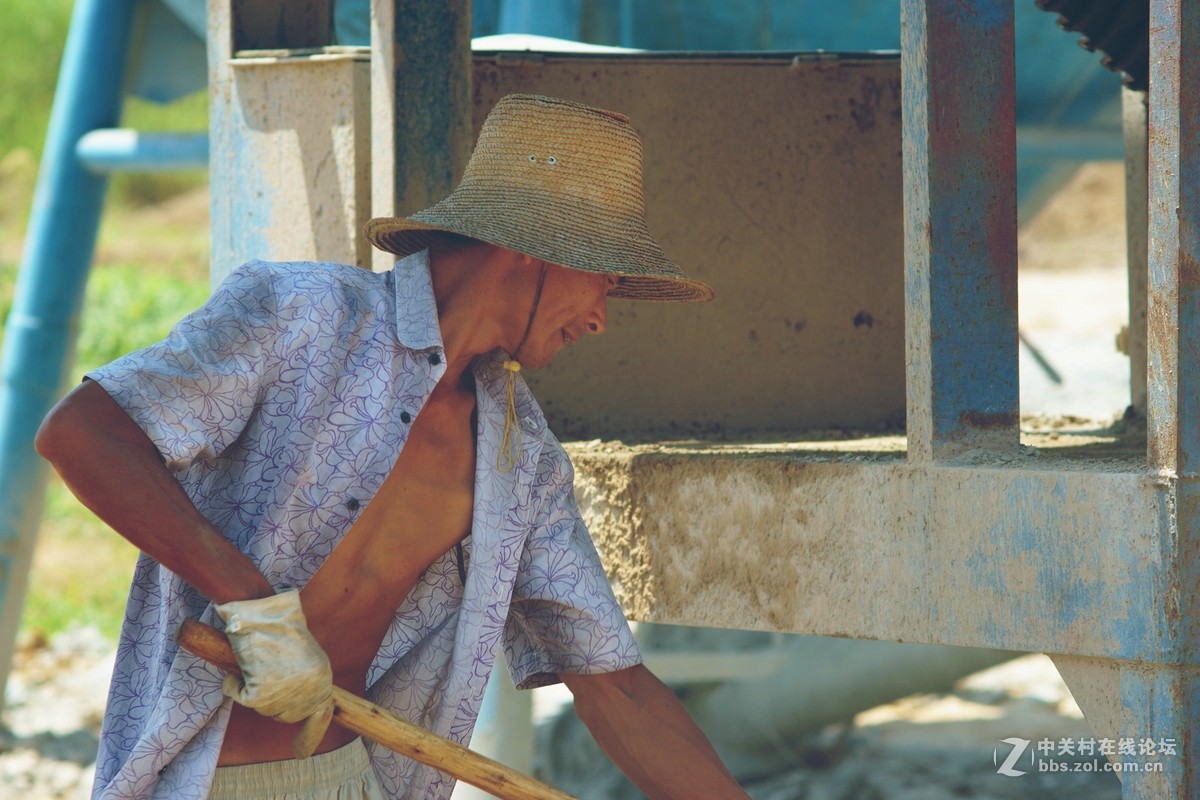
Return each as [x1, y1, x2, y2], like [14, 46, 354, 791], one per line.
[0, 160, 1136, 800]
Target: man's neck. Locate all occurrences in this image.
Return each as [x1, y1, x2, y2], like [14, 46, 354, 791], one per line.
[427, 237, 539, 388]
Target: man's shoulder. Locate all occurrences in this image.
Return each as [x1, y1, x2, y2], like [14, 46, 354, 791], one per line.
[235, 259, 385, 288]
[229, 260, 394, 311]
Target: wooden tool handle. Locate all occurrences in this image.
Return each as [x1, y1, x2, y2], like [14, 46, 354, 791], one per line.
[176, 618, 577, 800]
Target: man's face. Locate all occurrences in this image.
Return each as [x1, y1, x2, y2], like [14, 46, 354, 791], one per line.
[520, 263, 617, 369]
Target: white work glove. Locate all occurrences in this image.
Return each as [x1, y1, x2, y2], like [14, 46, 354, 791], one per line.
[215, 589, 334, 759]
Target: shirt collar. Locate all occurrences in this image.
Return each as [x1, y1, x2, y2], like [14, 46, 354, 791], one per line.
[391, 249, 444, 352]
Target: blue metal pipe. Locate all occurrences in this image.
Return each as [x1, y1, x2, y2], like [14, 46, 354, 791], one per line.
[76, 129, 209, 174]
[0, 0, 137, 695]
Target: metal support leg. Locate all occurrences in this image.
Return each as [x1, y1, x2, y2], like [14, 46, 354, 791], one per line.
[0, 0, 135, 700]
[1052, 656, 1199, 798]
[1146, 0, 1200, 691]
[1147, 1, 1200, 474]
[1091, 0, 1200, 797]
[902, 0, 1020, 461]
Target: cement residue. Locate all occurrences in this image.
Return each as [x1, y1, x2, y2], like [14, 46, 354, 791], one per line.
[562, 416, 1140, 465]
[640, 461, 821, 632]
[570, 447, 656, 622]
[566, 412, 1146, 475]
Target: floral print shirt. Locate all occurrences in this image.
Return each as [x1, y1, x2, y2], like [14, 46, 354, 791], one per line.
[86, 253, 641, 799]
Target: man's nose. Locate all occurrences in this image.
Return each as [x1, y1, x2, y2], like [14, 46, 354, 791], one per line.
[586, 297, 608, 335]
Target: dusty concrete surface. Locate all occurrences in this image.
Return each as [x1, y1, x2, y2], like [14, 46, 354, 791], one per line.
[568, 434, 1161, 658]
[566, 159, 1143, 655]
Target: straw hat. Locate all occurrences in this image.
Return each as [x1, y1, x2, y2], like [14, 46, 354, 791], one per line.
[363, 94, 713, 303]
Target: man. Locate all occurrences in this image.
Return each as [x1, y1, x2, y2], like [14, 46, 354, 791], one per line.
[36, 94, 746, 799]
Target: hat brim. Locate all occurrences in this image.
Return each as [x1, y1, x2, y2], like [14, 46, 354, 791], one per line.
[364, 208, 714, 304]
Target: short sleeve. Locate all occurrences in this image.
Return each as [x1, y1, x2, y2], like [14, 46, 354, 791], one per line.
[503, 442, 643, 690]
[86, 261, 282, 471]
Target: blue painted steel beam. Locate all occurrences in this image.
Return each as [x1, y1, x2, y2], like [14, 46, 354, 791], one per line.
[0, 0, 136, 696]
[902, 0, 1020, 461]
[76, 129, 208, 174]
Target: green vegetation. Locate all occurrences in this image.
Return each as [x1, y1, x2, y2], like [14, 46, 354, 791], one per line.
[1, 0, 212, 642]
[0, 0, 74, 160]
[2, 260, 210, 641]
[0, 0, 208, 222]
[74, 263, 210, 373]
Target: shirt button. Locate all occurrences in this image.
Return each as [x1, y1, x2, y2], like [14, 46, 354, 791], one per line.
[345, 498, 360, 512]
[428, 353, 442, 366]
[401, 411, 412, 424]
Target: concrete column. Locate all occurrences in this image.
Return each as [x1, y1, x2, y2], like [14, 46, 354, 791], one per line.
[208, 2, 372, 283]
[1145, 2, 1200, 766]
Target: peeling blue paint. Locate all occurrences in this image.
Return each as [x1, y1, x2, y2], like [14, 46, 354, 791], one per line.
[1116, 665, 1200, 798]
[969, 475, 1144, 652]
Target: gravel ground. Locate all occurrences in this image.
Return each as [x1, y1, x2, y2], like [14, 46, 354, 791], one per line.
[1, 628, 111, 800]
[740, 654, 1123, 800]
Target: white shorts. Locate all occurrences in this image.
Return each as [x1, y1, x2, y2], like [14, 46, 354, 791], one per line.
[208, 739, 387, 800]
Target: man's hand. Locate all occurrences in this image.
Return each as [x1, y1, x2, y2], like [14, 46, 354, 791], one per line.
[215, 589, 334, 758]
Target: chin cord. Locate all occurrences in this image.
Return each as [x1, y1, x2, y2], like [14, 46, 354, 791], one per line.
[498, 263, 549, 473]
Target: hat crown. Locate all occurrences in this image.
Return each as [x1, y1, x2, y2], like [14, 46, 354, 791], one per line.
[363, 94, 714, 302]
[460, 94, 647, 220]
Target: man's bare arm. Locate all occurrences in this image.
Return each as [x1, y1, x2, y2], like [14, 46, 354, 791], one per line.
[35, 379, 274, 604]
[561, 664, 750, 800]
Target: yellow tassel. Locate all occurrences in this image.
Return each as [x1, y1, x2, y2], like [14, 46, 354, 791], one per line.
[498, 359, 523, 472]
